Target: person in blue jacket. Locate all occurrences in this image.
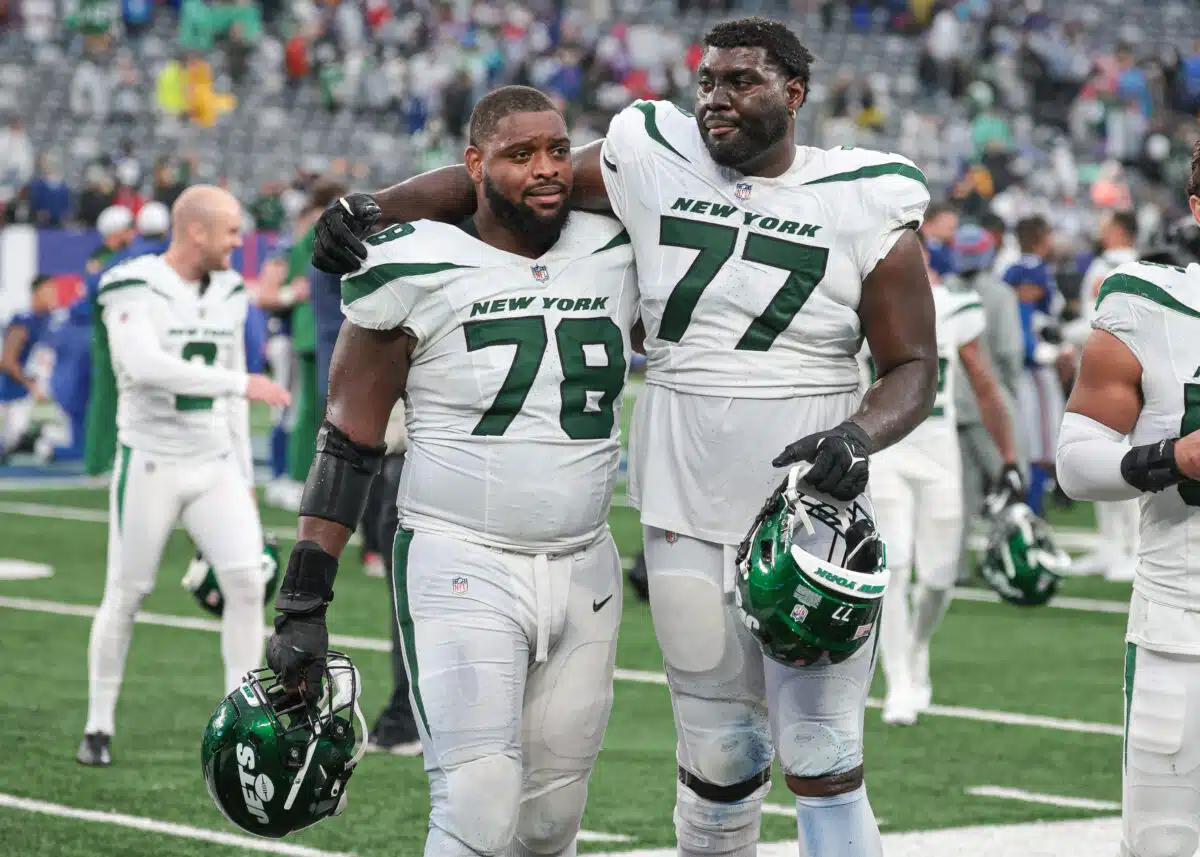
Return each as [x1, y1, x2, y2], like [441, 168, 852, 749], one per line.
[0, 276, 57, 461]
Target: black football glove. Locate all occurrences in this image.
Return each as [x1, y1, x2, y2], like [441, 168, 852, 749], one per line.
[266, 613, 328, 702]
[772, 420, 872, 502]
[984, 462, 1026, 515]
[265, 541, 338, 701]
[312, 193, 381, 274]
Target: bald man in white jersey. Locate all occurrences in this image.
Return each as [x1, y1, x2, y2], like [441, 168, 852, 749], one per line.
[78, 186, 290, 767]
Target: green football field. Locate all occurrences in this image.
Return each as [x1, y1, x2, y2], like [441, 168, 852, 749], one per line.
[0, 471, 1135, 857]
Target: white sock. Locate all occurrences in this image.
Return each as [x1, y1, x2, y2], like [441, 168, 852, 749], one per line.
[910, 584, 952, 692]
[795, 784, 882, 857]
[84, 586, 147, 736]
[675, 779, 768, 857]
[214, 566, 265, 693]
[879, 566, 913, 699]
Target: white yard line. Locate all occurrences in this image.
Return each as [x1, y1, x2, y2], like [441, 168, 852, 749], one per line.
[0, 476, 110, 492]
[577, 831, 633, 842]
[0, 792, 354, 857]
[965, 786, 1120, 812]
[588, 817, 1125, 857]
[951, 587, 1128, 615]
[0, 595, 1125, 738]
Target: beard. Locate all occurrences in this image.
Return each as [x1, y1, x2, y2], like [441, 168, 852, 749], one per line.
[484, 175, 570, 248]
[698, 101, 791, 169]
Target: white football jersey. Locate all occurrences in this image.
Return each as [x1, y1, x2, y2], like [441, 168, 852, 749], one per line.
[862, 285, 985, 451]
[1093, 260, 1200, 616]
[600, 99, 930, 543]
[341, 214, 638, 554]
[98, 254, 250, 463]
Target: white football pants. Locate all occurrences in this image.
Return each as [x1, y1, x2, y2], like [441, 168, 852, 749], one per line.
[395, 528, 621, 857]
[84, 445, 264, 736]
[1123, 637, 1200, 855]
[643, 526, 881, 857]
[869, 442, 962, 705]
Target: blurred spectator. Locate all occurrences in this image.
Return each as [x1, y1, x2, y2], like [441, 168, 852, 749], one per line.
[185, 52, 237, 127]
[250, 180, 287, 230]
[151, 155, 188, 208]
[29, 154, 71, 227]
[76, 163, 117, 228]
[442, 70, 474, 143]
[921, 202, 960, 277]
[114, 139, 142, 191]
[71, 57, 112, 119]
[0, 119, 34, 206]
[112, 49, 143, 121]
[121, 0, 153, 44]
[856, 81, 885, 133]
[155, 56, 188, 118]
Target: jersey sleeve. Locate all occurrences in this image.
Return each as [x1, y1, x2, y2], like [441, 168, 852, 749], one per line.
[96, 265, 152, 308]
[1093, 272, 1156, 367]
[601, 100, 694, 223]
[946, 291, 987, 348]
[849, 153, 931, 277]
[340, 222, 470, 340]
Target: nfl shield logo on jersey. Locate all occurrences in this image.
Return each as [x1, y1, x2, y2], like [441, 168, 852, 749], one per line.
[735, 182, 752, 200]
[531, 264, 549, 282]
[452, 576, 468, 595]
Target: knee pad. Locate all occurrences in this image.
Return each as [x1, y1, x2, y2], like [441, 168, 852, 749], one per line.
[1127, 822, 1200, 857]
[675, 770, 770, 856]
[514, 775, 588, 856]
[648, 564, 728, 674]
[680, 717, 774, 788]
[437, 755, 522, 856]
[778, 720, 862, 785]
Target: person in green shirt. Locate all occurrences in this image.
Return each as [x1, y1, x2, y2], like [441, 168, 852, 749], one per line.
[284, 178, 346, 485]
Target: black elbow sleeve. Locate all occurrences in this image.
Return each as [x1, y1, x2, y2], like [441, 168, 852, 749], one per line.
[1121, 438, 1182, 493]
[299, 420, 387, 530]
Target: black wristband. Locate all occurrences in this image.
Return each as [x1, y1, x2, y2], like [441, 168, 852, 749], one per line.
[299, 420, 387, 530]
[275, 540, 338, 615]
[1121, 438, 1182, 493]
[837, 420, 873, 455]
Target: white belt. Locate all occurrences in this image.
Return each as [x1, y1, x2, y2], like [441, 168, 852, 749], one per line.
[533, 553, 551, 664]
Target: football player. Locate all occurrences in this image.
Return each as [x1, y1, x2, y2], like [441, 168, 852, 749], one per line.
[867, 238, 1021, 726]
[266, 86, 638, 856]
[307, 19, 938, 856]
[77, 186, 290, 767]
[1056, 142, 1200, 857]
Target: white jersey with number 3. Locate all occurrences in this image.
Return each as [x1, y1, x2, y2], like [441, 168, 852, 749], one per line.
[98, 254, 250, 467]
[1093, 260, 1200, 627]
[600, 99, 931, 543]
[341, 215, 638, 554]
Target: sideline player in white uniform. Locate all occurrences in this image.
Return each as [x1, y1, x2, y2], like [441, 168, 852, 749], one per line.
[1056, 145, 1200, 857]
[866, 244, 1021, 726]
[1065, 211, 1142, 581]
[77, 186, 290, 767]
[308, 19, 940, 857]
[265, 87, 638, 857]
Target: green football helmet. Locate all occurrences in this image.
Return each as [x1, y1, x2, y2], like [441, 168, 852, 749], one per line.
[735, 465, 890, 667]
[979, 502, 1071, 607]
[202, 651, 367, 839]
[183, 534, 281, 616]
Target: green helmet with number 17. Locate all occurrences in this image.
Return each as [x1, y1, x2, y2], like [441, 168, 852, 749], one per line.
[735, 465, 891, 666]
[979, 502, 1071, 607]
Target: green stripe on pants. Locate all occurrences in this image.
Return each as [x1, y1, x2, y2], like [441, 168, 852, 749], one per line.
[287, 353, 318, 483]
[115, 444, 131, 531]
[84, 328, 119, 475]
[391, 529, 430, 736]
[1124, 641, 1137, 768]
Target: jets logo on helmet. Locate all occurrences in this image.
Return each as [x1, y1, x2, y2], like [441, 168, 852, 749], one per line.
[735, 464, 890, 666]
[183, 533, 281, 617]
[979, 503, 1071, 607]
[202, 651, 368, 838]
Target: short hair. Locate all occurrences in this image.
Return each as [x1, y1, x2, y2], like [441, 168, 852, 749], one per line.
[701, 17, 815, 90]
[979, 212, 1007, 236]
[468, 86, 560, 148]
[1015, 215, 1050, 253]
[924, 201, 957, 222]
[1188, 140, 1200, 199]
[1110, 210, 1139, 240]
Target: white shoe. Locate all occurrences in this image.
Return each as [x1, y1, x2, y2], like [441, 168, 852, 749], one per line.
[265, 479, 303, 512]
[882, 693, 918, 726]
[363, 552, 386, 579]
